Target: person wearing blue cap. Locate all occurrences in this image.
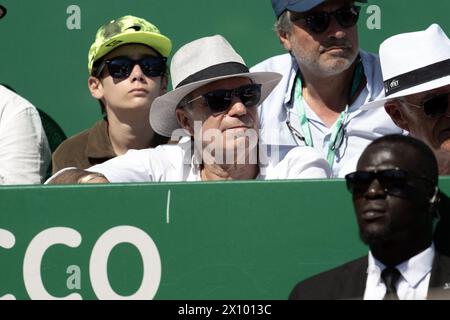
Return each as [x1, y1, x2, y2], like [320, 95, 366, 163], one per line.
[252, 0, 402, 178]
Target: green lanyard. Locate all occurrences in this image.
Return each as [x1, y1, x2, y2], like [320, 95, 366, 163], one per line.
[293, 59, 364, 168]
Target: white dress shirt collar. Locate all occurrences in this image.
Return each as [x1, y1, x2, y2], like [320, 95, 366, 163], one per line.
[365, 244, 435, 300]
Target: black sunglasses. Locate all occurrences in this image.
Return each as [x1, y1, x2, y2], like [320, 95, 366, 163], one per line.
[402, 92, 450, 118]
[345, 168, 435, 197]
[291, 5, 360, 34]
[96, 55, 167, 79]
[186, 83, 262, 115]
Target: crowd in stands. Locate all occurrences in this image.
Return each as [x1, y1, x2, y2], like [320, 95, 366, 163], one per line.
[2, 0, 450, 299]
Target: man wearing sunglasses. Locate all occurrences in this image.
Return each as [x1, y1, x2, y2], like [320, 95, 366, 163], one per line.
[290, 134, 450, 300]
[362, 24, 450, 176]
[252, 0, 402, 178]
[47, 35, 330, 184]
[51, 15, 172, 174]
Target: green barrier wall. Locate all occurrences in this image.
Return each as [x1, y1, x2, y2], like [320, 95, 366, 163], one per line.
[1, 0, 450, 137]
[1, 178, 449, 300]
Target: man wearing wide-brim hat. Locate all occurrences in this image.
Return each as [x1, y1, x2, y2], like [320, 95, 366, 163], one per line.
[360, 24, 450, 258]
[362, 24, 450, 176]
[48, 35, 331, 183]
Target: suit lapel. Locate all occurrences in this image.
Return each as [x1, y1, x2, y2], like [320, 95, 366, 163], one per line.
[340, 256, 368, 300]
[428, 252, 450, 299]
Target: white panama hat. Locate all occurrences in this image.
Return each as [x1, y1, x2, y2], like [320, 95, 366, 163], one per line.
[362, 24, 450, 110]
[150, 35, 282, 137]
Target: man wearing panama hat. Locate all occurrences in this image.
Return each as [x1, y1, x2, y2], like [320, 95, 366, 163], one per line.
[48, 35, 330, 183]
[51, 15, 172, 174]
[362, 24, 450, 176]
[360, 24, 450, 258]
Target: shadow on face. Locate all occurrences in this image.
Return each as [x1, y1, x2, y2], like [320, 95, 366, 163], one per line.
[350, 136, 437, 247]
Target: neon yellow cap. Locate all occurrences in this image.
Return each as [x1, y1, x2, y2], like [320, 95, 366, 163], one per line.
[88, 15, 172, 74]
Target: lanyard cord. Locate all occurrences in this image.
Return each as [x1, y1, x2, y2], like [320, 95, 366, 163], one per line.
[292, 58, 365, 168]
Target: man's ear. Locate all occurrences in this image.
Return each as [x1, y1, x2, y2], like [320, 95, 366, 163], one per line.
[88, 76, 104, 100]
[160, 75, 169, 94]
[278, 31, 292, 52]
[384, 100, 410, 132]
[176, 108, 194, 135]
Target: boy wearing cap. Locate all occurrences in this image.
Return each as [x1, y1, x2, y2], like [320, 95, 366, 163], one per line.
[251, 0, 402, 178]
[51, 15, 172, 173]
[47, 35, 331, 184]
[0, 5, 51, 184]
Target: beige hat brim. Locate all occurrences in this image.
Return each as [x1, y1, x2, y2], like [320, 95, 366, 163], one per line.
[150, 72, 282, 137]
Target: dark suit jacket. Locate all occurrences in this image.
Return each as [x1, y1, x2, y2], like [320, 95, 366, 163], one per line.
[289, 252, 450, 300]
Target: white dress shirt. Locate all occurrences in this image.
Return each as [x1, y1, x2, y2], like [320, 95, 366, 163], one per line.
[251, 51, 404, 178]
[74, 136, 331, 182]
[364, 245, 435, 300]
[0, 85, 50, 184]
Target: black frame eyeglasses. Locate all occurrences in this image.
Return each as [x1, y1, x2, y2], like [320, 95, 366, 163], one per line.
[95, 55, 167, 79]
[291, 5, 360, 34]
[345, 168, 436, 197]
[401, 92, 450, 118]
[185, 83, 262, 115]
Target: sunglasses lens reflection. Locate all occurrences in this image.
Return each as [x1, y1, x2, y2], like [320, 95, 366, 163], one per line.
[106, 57, 166, 79]
[423, 93, 450, 117]
[204, 84, 262, 114]
[346, 169, 409, 196]
[304, 6, 359, 34]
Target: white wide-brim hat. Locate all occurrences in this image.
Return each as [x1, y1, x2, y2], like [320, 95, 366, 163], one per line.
[150, 35, 282, 137]
[362, 24, 450, 110]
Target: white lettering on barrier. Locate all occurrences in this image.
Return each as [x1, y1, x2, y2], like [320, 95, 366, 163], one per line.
[66, 5, 81, 30]
[366, 5, 381, 30]
[23, 227, 82, 300]
[66, 265, 81, 290]
[89, 226, 161, 300]
[0, 229, 16, 300]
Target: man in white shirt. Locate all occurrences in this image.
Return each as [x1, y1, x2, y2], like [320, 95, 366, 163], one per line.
[289, 134, 450, 300]
[362, 24, 450, 176]
[0, 4, 50, 184]
[0, 85, 51, 184]
[48, 35, 330, 184]
[251, 0, 402, 177]
[360, 24, 450, 268]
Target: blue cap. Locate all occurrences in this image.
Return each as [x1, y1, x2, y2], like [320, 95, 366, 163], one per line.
[271, 0, 367, 17]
